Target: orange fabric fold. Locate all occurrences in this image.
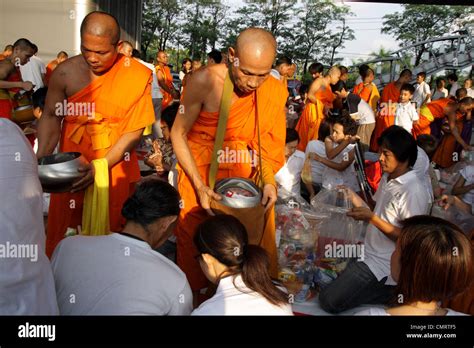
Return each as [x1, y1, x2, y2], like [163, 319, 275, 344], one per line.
[295, 101, 323, 151]
[412, 98, 455, 138]
[46, 55, 154, 257]
[156, 64, 174, 110]
[432, 112, 464, 168]
[176, 76, 288, 290]
[0, 67, 22, 119]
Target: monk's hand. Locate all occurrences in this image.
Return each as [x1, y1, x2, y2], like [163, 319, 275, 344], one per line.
[21, 81, 34, 92]
[71, 163, 95, 193]
[197, 185, 221, 216]
[261, 184, 277, 212]
[347, 206, 374, 222]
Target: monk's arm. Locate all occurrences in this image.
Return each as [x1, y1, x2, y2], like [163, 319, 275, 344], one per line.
[157, 69, 177, 96]
[447, 109, 470, 151]
[36, 66, 65, 158]
[307, 78, 322, 104]
[0, 62, 31, 90]
[105, 129, 143, 169]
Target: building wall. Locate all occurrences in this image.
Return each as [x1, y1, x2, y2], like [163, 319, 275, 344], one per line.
[0, 0, 142, 64]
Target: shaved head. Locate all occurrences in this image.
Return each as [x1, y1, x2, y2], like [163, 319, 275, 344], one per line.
[235, 27, 276, 62]
[80, 11, 120, 45]
[4, 45, 13, 52]
[119, 40, 133, 57]
[57, 51, 68, 59]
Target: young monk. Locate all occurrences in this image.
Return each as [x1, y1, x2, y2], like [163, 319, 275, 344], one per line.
[412, 97, 457, 138]
[170, 28, 288, 303]
[352, 67, 380, 113]
[295, 66, 340, 151]
[36, 11, 155, 257]
[370, 69, 412, 152]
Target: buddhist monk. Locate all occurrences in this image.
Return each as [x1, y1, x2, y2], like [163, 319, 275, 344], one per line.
[45, 51, 68, 86]
[156, 50, 178, 111]
[295, 66, 340, 151]
[0, 39, 35, 119]
[0, 45, 13, 61]
[118, 40, 133, 57]
[170, 28, 287, 301]
[36, 11, 155, 257]
[412, 97, 457, 138]
[370, 69, 412, 152]
[352, 67, 380, 113]
[432, 97, 473, 168]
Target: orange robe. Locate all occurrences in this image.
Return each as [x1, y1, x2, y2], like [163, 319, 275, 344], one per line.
[45, 55, 155, 257]
[412, 98, 454, 138]
[0, 67, 22, 119]
[370, 82, 400, 152]
[45, 60, 58, 86]
[176, 76, 287, 291]
[353, 82, 380, 113]
[156, 64, 174, 110]
[432, 111, 464, 168]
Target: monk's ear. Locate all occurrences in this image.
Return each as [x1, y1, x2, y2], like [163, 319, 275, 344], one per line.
[228, 47, 236, 65]
[116, 40, 124, 52]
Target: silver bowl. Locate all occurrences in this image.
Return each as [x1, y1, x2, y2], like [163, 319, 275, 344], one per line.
[38, 152, 87, 193]
[214, 178, 262, 209]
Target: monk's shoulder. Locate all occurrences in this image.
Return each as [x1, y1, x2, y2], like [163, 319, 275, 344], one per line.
[260, 75, 288, 101]
[186, 66, 221, 93]
[127, 57, 152, 76]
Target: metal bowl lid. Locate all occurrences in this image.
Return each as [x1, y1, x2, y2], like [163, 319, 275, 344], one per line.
[214, 177, 262, 209]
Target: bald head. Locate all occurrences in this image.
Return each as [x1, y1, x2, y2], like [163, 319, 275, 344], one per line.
[119, 41, 133, 57]
[235, 27, 276, 62]
[80, 11, 120, 45]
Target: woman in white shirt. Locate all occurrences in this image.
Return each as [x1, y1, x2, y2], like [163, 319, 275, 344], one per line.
[357, 215, 472, 316]
[192, 215, 293, 315]
[431, 78, 448, 101]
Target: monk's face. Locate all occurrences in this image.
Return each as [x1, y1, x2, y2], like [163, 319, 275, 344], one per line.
[57, 55, 68, 64]
[458, 102, 472, 114]
[329, 70, 341, 85]
[81, 33, 118, 74]
[399, 72, 412, 84]
[229, 47, 274, 94]
[157, 52, 168, 65]
[13, 47, 34, 66]
[278, 63, 292, 78]
[192, 60, 201, 70]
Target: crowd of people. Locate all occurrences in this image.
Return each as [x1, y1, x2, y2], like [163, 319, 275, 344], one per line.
[0, 11, 473, 316]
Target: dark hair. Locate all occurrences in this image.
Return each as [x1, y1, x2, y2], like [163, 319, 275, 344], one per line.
[299, 83, 309, 95]
[328, 113, 357, 136]
[57, 51, 68, 59]
[121, 178, 181, 230]
[447, 73, 458, 82]
[131, 49, 141, 58]
[459, 96, 473, 107]
[181, 58, 191, 73]
[361, 67, 374, 80]
[456, 87, 467, 99]
[400, 83, 415, 95]
[435, 77, 445, 88]
[318, 120, 331, 141]
[331, 80, 346, 93]
[399, 69, 412, 78]
[161, 103, 179, 129]
[207, 49, 222, 64]
[377, 125, 418, 167]
[4, 45, 13, 51]
[275, 55, 292, 67]
[32, 87, 48, 110]
[417, 71, 426, 80]
[416, 134, 437, 159]
[194, 215, 289, 306]
[13, 38, 35, 51]
[285, 128, 299, 144]
[309, 62, 324, 75]
[394, 215, 473, 305]
[339, 66, 348, 75]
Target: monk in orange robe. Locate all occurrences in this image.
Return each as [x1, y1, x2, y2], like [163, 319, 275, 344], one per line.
[36, 12, 155, 257]
[352, 68, 380, 113]
[171, 28, 287, 298]
[412, 98, 456, 138]
[295, 67, 339, 151]
[156, 50, 178, 111]
[0, 39, 35, 119]
[432, 97, 473, 168]
[45, 51, 68, 86]
[370, 69, 412, 152]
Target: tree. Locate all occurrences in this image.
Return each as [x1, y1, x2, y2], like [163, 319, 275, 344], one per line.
[369, 46, 392, 59]
[381, 5, 472, 66]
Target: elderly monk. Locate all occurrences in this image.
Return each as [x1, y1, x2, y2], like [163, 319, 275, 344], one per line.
[37, 11, 155, 257]
[295, 66, 340, 152]
[0, 39, 35, 119]
[156, 50, 178, 110]
[171, 28, 287, 297]
[45, 51, 68, 86]
[370, 69, 412, 152]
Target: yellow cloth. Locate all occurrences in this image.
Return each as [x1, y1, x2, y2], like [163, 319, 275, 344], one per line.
[81, 158, 110, 235]
[420, 105, 435, 122]
[143, 124, 153, 136]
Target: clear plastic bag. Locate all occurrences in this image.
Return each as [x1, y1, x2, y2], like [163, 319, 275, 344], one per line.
[431, 204, 474, 235]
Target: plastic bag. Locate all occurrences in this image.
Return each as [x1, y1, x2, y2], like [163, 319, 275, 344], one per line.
[431, 204, 474, 235]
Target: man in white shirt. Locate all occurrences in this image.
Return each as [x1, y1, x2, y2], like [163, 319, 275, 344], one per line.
[319, 125, 429, 314]
[51, 179, 193, 315]
[432, 77, 448, 101]
[0, 119, 58, 315]
[413, 145, 434, 203]
[448, 73, 459, 98]
[412, 72, 431, 108]
[464, 78, 474, 98]
[275, 128, 305, 196]
[394, 83, 418, 134]
[19, 45, 45, 91]
[270, 55, 292, 83]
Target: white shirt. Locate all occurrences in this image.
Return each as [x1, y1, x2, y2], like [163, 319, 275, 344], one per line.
[356, 307, 468, 316]
[466, 88, 474, 98]
[305, 140, 327, 184]
[394, 101, 419, 133]
[459, 165, 474, 206]
[52, 233, 192, 315]
[432, 88, 448, 101]
[270, 69, 282, 81]
[449, 82, 459, 97]
[356, 98, 376, 125]
[20, 55, 46, 91]
[413, 146, 434, 203]
[0, 119, 59, 315]
[413, 81, 431, 108]
[137, 59, 162, 99]
[275, 150, 305, 195]
[192, 275, 293, 315]
[364, 170, 430, 285]
[322, 143, 359, 192]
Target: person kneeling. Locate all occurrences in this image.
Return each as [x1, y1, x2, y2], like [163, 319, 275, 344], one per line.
[192, 215, 293, 315]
